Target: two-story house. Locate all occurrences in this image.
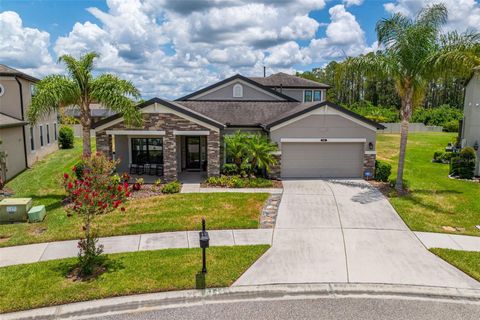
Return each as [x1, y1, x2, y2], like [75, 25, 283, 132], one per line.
[0, 65, 58, 181]
[93, 72, 384, 182]
[460, 66, 480, 176]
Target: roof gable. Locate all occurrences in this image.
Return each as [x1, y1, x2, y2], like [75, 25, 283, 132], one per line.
[176, 74, 298, 102]
[92, 98, 225, 130]
[0, 64, 39, 83]
[264, 101, 385, 130]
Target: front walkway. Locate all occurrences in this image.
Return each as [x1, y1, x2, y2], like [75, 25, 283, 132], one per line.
[233, 179, 480, 289]
[0, 229, 273, 267]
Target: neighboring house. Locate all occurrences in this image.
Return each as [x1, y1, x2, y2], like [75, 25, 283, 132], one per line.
[93, 73, 384, 181]
[460, 66, 480, 176]
[64, 103, 117, 124]
[0, 65, 58, 181]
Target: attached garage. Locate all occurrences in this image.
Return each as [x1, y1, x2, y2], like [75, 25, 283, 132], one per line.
[266, 102, 385, 179]
[281, 141, 364, 178]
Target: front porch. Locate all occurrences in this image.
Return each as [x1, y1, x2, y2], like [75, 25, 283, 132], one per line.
[96, 127, 220, 182]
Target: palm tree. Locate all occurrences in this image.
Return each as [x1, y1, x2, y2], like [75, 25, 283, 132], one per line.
[225, 131, 249, 171]
[246, 134, 278, 175]
[351, 4, 480, 191]
[28, 52, 142, 155]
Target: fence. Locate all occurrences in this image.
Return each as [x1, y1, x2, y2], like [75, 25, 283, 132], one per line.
[378, 123, 443, 134]
[70, 124, 96, 138]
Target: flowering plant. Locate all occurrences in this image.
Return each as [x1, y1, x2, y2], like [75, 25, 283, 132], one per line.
[63, 152, 130, 276]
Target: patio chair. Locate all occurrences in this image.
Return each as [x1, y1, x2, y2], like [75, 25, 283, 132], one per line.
[129, 163, 138, 174]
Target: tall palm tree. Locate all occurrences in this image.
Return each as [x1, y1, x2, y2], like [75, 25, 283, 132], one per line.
[351, 4, 480, 191]
[28, 52, 142, 155]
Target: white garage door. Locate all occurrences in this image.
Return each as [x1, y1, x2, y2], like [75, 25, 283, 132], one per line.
[281, 142, 364, 178]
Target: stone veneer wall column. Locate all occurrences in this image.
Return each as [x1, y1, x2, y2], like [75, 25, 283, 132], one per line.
[363, 153, 376, 178]
[268, 153, 282, 180]
[163, 129, 177, 182]
[207, 131, 220, 177]
[95, 131, 112, 158]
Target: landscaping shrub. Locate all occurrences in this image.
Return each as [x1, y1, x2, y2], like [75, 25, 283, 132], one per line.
[224, 131, 278, 177]
[412, 105, 463, 127]
[161, 181, 181, 194]
[222, 163, 238, 175]
[375, 160, 392, 182]
[433, 151, 445, 163]
[450, 147, 476, 179]
[73, 161, 85, 179]
[58, 126, 74, 149]
[443, 120, 460, 132]
[344, 100, 399, 123]
[205, 175, 273, 188]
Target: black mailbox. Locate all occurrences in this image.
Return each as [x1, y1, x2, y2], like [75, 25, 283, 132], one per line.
[199, 230, 210, 249]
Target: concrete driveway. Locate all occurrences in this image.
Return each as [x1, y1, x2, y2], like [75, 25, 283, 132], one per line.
[234, 179, 480, 289]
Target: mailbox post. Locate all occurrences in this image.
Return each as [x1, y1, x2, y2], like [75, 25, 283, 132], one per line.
[199, 218, 210, 274]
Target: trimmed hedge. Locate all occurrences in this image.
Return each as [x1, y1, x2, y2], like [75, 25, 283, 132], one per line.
[450, 147, 476, 179]
[58, 126, 74, 149]
[375, 160, 391, 182]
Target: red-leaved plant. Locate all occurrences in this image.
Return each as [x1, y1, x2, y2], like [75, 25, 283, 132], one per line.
[63, 152, 130, 277]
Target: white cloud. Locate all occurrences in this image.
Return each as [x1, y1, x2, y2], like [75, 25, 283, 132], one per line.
[384, 0, 480, 32]
[0, 11, 53, 69]
[343, 0, 364, 7]
[304, 5, 367, 61]
[1, 0, 374, 99]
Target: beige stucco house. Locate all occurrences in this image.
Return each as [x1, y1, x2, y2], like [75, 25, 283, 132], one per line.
[460, 66, 480, 176]
[0, 65, 58, 181]
[93, 73, 384, 181]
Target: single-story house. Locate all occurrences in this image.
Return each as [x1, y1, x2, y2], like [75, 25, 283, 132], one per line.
[0, 65, 58, 182]
[93, 72, 384, 181]
[460, 66, 480, 176]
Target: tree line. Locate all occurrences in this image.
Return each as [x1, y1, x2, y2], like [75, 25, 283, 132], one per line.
[298, 59, 466, 110]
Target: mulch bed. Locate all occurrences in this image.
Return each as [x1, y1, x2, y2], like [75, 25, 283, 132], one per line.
[367, 180, 409, 197]
[128, 184, 167, 199]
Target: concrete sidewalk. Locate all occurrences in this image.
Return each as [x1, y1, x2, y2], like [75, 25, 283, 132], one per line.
[233, 179, 480, 289]
[0, 229, 273, 267]
[415, 231, 480, 251]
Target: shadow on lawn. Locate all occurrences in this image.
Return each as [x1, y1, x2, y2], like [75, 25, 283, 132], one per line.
[397, 192, 458, 216]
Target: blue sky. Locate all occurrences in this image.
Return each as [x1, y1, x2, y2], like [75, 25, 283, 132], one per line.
[1, 0, 479, 99]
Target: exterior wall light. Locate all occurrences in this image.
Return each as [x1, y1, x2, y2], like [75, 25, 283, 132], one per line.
[474, 141, 479, 151]
[368, 142, 374, 150]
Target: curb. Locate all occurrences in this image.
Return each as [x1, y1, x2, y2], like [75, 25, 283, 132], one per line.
[4, 283, 480, 320]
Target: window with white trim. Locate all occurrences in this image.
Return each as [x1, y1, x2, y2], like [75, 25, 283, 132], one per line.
[233, 84, 243, 98]
[304, 89, 322, 102]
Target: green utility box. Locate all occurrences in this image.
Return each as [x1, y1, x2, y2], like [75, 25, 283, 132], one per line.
[28, 205, 46, 223]
[0, 198, 33, 223]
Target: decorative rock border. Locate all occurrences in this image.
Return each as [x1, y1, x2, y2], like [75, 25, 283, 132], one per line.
[260, 193, 282, 228]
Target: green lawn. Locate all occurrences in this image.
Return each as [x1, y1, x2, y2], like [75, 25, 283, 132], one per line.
[0, 140, 268, 247]
[0, 245, 268, 313]
[377, 133, 480, 236]
[430, 248, 480, 282]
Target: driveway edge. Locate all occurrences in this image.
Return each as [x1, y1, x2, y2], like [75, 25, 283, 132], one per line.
[4, 283, 480, 320]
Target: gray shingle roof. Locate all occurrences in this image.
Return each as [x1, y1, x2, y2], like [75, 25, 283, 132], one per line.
[249, 72, 329, 89]
[177, 101, 301, 126]
[0, 64, 39, 82]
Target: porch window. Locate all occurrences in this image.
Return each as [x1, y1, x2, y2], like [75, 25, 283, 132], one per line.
[131, 138, 163, 164]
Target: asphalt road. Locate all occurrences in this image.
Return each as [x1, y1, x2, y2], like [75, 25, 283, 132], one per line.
[92, 296, 480, 320]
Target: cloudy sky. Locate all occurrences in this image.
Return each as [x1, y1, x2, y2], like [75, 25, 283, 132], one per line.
[1, 0, 480, 99]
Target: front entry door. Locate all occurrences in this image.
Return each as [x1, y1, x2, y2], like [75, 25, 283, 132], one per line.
[186, 137, 201, 170]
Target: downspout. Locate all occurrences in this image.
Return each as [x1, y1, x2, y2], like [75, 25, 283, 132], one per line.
[15, 76, 29, 169]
